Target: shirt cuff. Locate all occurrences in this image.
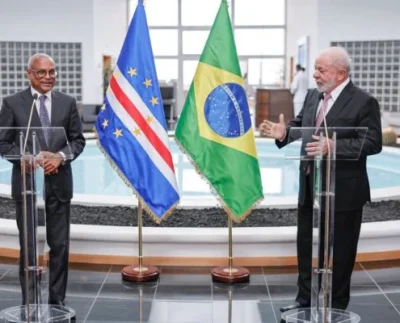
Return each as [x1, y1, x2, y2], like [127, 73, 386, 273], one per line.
[58, 151, 66, 164]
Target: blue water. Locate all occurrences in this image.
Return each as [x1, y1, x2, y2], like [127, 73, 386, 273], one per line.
[0, 140, 399, 198]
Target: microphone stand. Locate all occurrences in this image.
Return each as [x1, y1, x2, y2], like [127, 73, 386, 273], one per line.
[21, 93, 38, 322]
[322, 102, 332, 323]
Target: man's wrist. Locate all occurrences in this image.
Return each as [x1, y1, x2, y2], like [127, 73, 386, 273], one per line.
[278, 130, 287, 142]
[57, 151, 66, 164]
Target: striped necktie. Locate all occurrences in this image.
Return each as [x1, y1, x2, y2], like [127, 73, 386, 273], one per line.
[39, 95, 51, 145]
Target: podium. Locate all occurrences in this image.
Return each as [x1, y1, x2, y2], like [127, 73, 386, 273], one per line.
[0, 127, 75, 322]
[281, 127, 367, 323]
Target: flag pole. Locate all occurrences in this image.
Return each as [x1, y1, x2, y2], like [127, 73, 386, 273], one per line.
[228, 215, 233, 272]
[121, 199, 160, 282]
[211, 214, 250, 283]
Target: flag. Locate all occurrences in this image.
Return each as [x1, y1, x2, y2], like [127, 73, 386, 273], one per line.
[175, 0, 263, 222]
[95, 1, 179, 222]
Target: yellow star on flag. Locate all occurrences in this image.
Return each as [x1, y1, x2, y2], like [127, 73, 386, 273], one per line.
[128, 67, 137, 77]
[146, 115, 154, 124]
[143, 78, 152, 88]
[113, 129, 123, 138]
[102, 119, 109, 129]
[150, 97, 158, 106]
[133, 127, 142, 136]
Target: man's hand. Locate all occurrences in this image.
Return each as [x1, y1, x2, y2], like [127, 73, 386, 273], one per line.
[39, 151, 63, 175]
[305, 135, 334, 156]
[259, 114, 286, 140]
[21, 156, 39, 174]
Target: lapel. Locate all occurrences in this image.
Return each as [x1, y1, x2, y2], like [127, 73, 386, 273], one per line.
[323, 81, 355, 127]
[21, 88, 42, 127]
[309, 91, 322, 126]
[21, 88, 48, 151]
[50, 91, 60, 127]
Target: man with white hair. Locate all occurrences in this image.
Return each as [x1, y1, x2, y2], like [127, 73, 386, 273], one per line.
[0, 53, 85, 312]
[261, 47, 382, 311]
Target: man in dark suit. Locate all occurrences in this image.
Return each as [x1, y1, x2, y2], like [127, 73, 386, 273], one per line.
[0, 53, 85, 306]
[261, 47, 382, 311]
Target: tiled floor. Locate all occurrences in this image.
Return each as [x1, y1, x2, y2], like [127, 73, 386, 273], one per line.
[0, 259, 399, 322]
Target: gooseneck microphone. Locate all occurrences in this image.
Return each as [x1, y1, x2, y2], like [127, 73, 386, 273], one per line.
[321, 92, 331, 157]
[22, 93, 38, 154]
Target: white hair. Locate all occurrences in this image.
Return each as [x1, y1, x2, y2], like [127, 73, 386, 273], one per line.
[319, 46, 352, 72]
[27, 53, 55, 69]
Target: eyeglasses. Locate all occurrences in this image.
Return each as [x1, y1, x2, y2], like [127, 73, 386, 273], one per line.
[30, 69, 58, 78]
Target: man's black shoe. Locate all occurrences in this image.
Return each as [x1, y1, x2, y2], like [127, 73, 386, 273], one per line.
[280, 301, 310, 312]
[48, 300, 76, 321]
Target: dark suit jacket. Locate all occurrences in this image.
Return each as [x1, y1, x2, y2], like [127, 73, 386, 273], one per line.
[276, 81, 382, 212]
[0, 88, 86, 201]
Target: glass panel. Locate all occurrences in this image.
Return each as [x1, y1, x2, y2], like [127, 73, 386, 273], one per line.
[149, 29, 178, 56]
[247, 58, 285, 86]
[182, 31, 210, 55]
[183, 60, 199, 90]
[235, 29, 285, 56]
[130, 0, 178, 26]
[154, 59, 178, 83]
[235, 0, 285, 25]
[182, 0, 231, 26]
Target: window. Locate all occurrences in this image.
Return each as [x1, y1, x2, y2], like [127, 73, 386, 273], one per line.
[183, 60, 199, 90]
[235, 0, 285, 26]
[149, 30, 178, 56]
[247, 58, 285, 86]
[182, 0, 231, 26]
[182, 31, 210, 55]
[130, 0, 178, 26]
[235, 29, 285, 56]
[155, 59, 178, 82]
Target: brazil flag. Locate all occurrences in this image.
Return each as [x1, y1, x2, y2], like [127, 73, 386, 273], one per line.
[175, 0, 263, 222]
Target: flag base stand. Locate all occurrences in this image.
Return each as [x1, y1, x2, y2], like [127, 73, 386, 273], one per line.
[211, 266, 250, 283]
[121, 199, 160, 282]
[121, 265, 160, 282]
[211, 216, 250, 283]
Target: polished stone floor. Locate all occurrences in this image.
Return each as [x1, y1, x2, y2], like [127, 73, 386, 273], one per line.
[0, 259, 399, 323]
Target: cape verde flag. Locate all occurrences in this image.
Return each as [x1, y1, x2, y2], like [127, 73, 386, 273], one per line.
[95, 1, 179, 222]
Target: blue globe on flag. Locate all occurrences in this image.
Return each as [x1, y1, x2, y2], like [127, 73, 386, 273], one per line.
[204, 83, 251, 138]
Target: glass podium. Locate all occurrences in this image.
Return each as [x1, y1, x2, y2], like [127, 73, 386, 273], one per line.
[281, 127, 367, 323]
[0, 127, 76, 323]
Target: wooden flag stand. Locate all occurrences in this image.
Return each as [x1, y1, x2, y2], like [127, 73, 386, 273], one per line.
[211, 215, 250, 283]
[121, 200, 159, 282]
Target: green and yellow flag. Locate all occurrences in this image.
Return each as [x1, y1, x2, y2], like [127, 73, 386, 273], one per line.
[175, 0, 263, 222]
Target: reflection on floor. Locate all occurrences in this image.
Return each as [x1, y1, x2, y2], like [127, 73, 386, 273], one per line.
[0, 259, 400, 323]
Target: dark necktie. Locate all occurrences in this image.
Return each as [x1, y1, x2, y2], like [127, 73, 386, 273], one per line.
[39, 95, 51, 145]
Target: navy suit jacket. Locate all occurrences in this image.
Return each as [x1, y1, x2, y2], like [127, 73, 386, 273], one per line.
[0, 88, 86, 201]
[276, 81, 382, 211]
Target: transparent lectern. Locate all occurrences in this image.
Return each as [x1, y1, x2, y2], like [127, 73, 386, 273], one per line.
[281, 127, 367, 323]
[0, 127, 76, 323]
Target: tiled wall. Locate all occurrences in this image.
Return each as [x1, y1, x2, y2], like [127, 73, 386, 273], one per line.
[0, 41, 82, 102]
[332, 40, 400, 112]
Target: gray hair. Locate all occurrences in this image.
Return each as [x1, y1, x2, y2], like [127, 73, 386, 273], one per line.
[320, 46, 352, 72]
[27, 53, 55, 69]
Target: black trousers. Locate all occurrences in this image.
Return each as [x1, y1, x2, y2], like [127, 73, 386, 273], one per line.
[16, 192, 71, 304]
[295, 175, 363, 310]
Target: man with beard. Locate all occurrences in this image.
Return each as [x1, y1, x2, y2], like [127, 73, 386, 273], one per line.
[260, 46, 382, 311]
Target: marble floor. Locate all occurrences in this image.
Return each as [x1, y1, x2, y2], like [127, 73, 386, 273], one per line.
[0, 259, 399, 323]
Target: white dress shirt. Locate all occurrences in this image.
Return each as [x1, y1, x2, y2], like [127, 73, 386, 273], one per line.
[31, 87, 52, 122]
[30, 87, 66, 161]
[316, 78, 350, 117]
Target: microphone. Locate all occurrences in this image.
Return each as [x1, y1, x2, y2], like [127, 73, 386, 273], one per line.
[22, 93, 38, 155]
[320, 92, 331, 157]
